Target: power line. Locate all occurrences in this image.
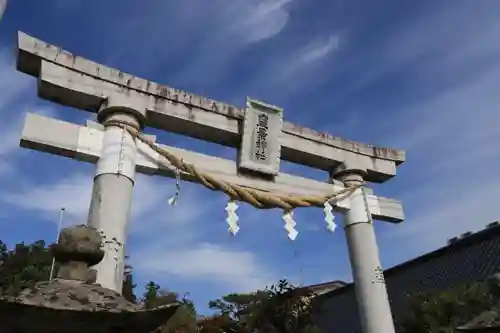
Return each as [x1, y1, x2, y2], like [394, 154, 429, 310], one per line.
[49, 207, 65, 281]
[293, 246, 304, 287]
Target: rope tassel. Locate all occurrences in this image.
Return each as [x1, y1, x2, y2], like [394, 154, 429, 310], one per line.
[323, 201, 337, 233]
[167, 168, 181, 206]
[225, 200, 240, 235]
[283, 210, 298, 240]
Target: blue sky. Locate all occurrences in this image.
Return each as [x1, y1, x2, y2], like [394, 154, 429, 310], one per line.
[1, 0, 500, 314]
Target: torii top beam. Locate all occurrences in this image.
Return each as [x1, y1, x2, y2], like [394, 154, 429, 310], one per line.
[16, 31, 405, 184]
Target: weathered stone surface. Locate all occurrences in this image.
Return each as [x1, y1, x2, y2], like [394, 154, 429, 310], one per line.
[51, 224, 104, 266]
[55, 224, 102, 253]
[0, 298, 180, 333]
[0, 225, 181, 333]
[10, 278, 139, 312]
[49, 224, 104, 282]
[239, 98, 283, 175]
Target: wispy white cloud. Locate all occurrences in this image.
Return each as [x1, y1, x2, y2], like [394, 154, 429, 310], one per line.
[0, 48, 51, 175]
[3, 172, 92, 221]
[169, 0, 295, 87]
[1, 166, 275, 291]
[0, 104, 60, 176]
[297, 34, 340, 64]
[135, 242, 275, 292]
[320, 1, 500, 114]
[0, 54, 31, 111]
[380, 2, 500, 72]
[2, 171, 207, 228]
[384, 174, 500, 253]
[272, 34, 339, 84]
[363, 2, 500, 259]
[233, 33, 340, 103]
[102, 0, 294, 86]
[0, 105, 56, 156]
[223, 0, 294, 45]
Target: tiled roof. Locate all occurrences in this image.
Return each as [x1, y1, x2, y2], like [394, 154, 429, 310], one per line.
[297, 280, 347, 295]
[311, 223, 500, 333]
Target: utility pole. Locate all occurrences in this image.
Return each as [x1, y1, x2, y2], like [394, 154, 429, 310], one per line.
[0, 1, 7, 22]
[49, 207, 65, 281]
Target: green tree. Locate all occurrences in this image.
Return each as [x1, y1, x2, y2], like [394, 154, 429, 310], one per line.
[141, 283, 198, 333]
[252, 279, 320, 333]
[399, 282, 495, 333]
[142, 280, 161, 309]
[122, 255, 137, 303]
[207, 289, 271, 332]
[197, 314, 248, 333]
[0, 240, 53, 296]
[208, 291, 266, 320]
[207, 279, 322, 333]
[0, 238, 137, 305]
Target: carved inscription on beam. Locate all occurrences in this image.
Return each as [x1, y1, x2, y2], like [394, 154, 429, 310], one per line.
[20, 113, 404, 223]
[239, 98, 283, 175]
[17, 32, 405, 183]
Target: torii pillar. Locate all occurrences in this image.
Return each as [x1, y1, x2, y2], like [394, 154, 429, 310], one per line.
[87, 93, 147, 292]
[333, 162, 395, 333]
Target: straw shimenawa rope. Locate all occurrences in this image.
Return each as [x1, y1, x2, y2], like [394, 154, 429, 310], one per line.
[103, 119, 361, 211]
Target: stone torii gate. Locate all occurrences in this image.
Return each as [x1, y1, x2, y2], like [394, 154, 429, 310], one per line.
[17, 31, 405, 333]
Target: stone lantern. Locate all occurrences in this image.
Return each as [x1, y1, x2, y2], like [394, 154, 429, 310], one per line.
[457, 273, 500, 332]
[0, 225, 180, 333]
